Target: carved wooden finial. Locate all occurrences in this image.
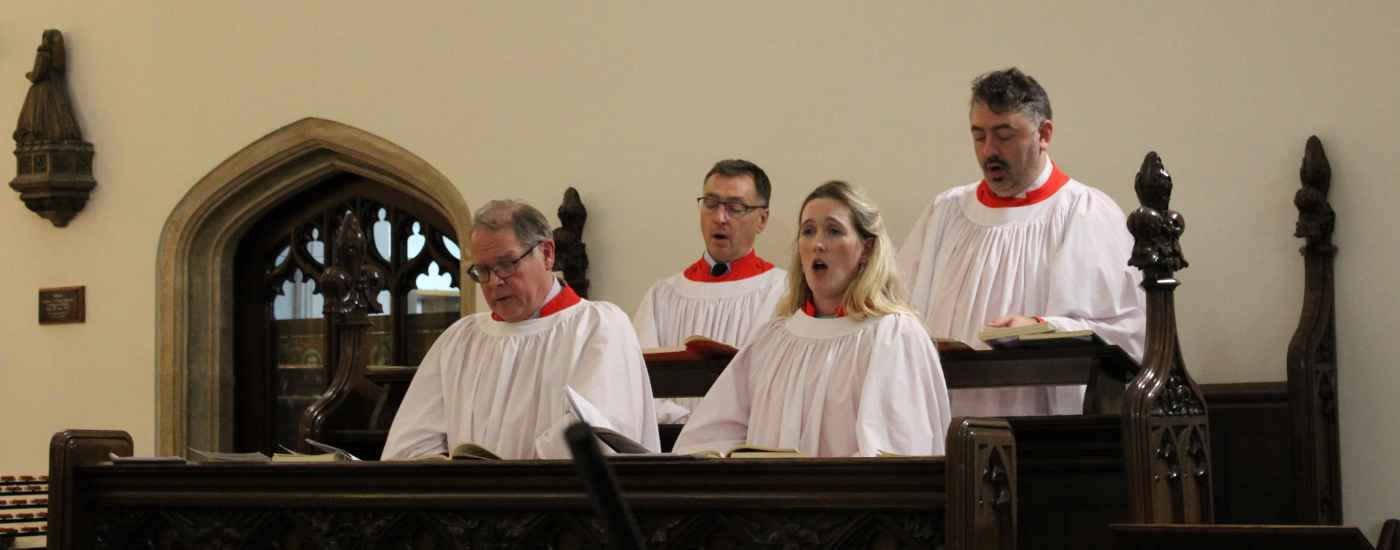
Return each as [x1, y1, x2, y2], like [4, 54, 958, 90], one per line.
[1127, 152, 1188, 276]
[1122, 151, 1212, 524]
[10, 29, 97, 228]
[320, 212, 385, 322]
[1294, 135, 1334, 241]
[301, 210, 386, 454]
[552, 187, 591, 298]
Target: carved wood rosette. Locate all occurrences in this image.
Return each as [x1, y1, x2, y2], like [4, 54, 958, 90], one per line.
[298, 211, 387, 453]
[946, 417, 1016, 550]
[1287, 135, 1343, 525]
[1122, 152, 1213, 524]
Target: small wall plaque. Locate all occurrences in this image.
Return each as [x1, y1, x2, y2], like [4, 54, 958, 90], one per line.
[40, 286, 84, 325]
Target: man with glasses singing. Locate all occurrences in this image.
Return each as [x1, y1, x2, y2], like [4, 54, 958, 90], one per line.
[633, 160, 788, 424]
[383, 200, 660, 459]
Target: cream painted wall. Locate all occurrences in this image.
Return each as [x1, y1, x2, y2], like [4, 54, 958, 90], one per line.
[2, 1, 1397, 541]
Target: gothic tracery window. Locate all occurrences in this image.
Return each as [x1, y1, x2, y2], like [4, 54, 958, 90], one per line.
[234, 174, 462, 454]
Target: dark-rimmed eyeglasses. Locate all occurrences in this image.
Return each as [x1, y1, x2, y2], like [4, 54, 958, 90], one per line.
[466, 242, 540, 283]
[697, 197, 768, 218]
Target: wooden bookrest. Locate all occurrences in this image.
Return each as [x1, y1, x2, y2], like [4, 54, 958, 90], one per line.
[47, 418, 1018, 550]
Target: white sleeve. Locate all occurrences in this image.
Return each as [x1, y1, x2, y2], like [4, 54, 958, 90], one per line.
[897, 194, 952, 311]
[896, 199, 938, 296]
[854, 315, 952, 457]
[671, 341, 756, 456]
[381, 323, 463, 459]
[632, 283, 662, 349]
[534, 305, 661, 458]
[1039, 191, 1147, 363]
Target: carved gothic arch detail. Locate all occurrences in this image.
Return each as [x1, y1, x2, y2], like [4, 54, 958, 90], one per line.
[155, 117, 472, 456]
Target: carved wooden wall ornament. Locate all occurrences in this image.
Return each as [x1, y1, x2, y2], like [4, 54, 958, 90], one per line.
[1287, 136, 1342, 525]
[553, 187, 591, 298]
[1122, 152, 1213, 524]
[10, 30, 96, 227]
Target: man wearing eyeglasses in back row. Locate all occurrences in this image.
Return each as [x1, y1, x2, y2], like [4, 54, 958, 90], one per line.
[383, 199, 660, 460]
[633, 160, 789, 424]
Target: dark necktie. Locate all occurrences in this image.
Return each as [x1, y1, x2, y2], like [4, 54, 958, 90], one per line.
[710, 262, 729, 277]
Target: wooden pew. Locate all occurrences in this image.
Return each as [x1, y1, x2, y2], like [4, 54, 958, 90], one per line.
[46, 417, 1016, 550]
[1104, 137, 1365, 546]
[1188, 136, 1342, 526]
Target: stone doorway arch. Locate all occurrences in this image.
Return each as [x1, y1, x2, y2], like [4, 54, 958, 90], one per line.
[155, 118, 472, 455]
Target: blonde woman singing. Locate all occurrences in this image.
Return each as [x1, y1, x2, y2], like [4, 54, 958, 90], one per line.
[674, 181, 952, 457]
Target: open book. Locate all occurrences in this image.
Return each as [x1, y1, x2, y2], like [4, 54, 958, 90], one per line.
[381, 442, 504, 461]
[189, 449, 271, 463]
[978, 321, 1104, 349]
[933, 337, 973, 351]
[565, 386, 653, 454]
[272, 440, 362, 462]
[687, 446, 809, 459]
[642, 335, 739, 362]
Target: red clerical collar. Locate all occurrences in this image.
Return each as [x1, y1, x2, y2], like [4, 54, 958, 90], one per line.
[801, 297, 847, 318]
[490, 281, 582, 322]
[683, 249, 776, 282]
[976, 162, 1070, 208]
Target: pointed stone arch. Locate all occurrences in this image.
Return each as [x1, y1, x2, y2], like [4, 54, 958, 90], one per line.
[155, 117, 472, 455]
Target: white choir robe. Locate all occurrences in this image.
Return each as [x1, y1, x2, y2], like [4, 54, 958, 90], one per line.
[382, 299, 661, 459]
[672, 311, 953, 457]
[897, 164, 1146, 417]
[633, 268, 788, 423]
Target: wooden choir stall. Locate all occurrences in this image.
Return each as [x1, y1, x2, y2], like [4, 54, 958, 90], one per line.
[42, 138, 1386, 550]
[287, 139, 1353, 548]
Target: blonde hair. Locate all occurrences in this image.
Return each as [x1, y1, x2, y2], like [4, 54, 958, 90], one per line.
[776, 180, 916, 320]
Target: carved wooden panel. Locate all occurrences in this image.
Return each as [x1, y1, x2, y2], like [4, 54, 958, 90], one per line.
[52, 429, 1004, 550]
[89, 509, 943, 550]
[946, 417, 1016, 550]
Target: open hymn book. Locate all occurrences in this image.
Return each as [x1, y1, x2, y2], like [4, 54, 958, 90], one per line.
[642, 335, 739, 362]
[686, 446, 809, 459]
[977, 320, 1105, 349]
[381, 442, 505, 461]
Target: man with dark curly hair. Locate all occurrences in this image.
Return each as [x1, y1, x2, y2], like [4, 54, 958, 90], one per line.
[897, 68, 1147, 417]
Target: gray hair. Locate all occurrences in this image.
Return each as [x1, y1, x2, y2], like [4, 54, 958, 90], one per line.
[470, 200, 552, 249]
[970, 67, 1052, 125]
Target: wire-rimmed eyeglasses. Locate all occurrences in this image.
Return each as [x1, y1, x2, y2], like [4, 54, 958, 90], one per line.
[697, 197, 768, 218]
[466, 242, 540, 283]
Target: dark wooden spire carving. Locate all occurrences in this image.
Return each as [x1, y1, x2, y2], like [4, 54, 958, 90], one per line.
[298, 211, 386, 454]
[1287, 135, 1342, 524]
[1122, 152, 1213, 524]
[553, 187, 591, 298]
[10, 30, 96, 227]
